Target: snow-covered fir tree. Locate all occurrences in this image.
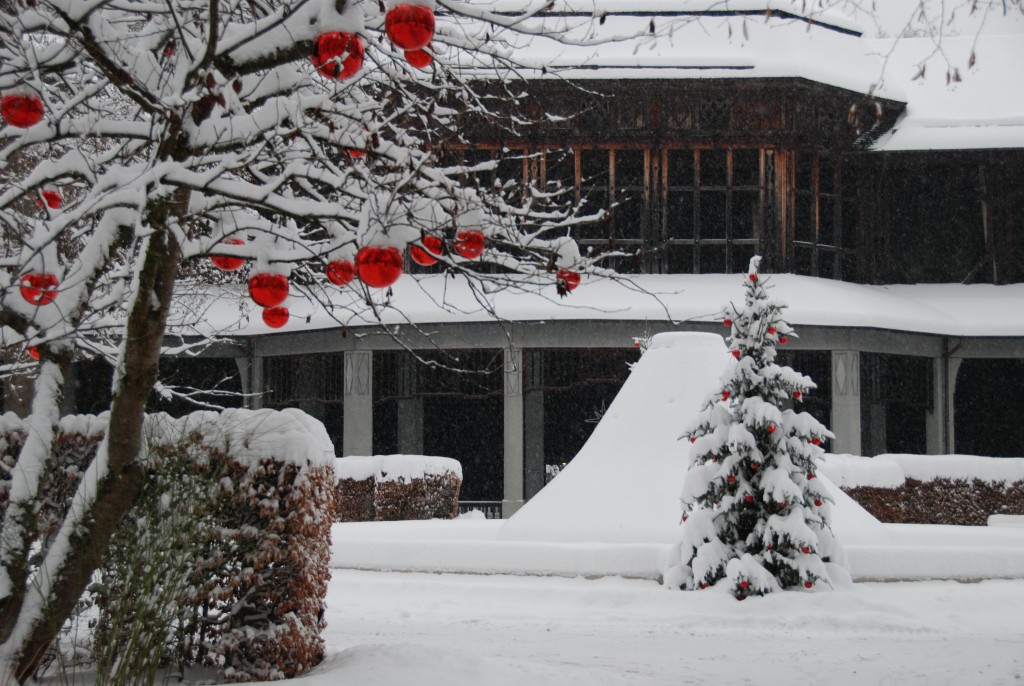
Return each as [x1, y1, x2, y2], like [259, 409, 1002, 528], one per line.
[670, 256, 844, 599]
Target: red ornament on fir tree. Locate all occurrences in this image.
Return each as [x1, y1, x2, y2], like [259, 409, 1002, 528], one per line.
[801, 546, 811, 554]
[262, 306, 289, 329]
[807, 473, 816, 480]
[739, 580, 749, 589]
[723, 318, 732, 327]
[405, 48, 432, 69]
[410, 235, 443, 266]
[27, 346, 40, 361]
[804, 580, 813, 588]
[731, 349, 741, 359]
[356, 246, 404, 287]
[1, 93, 45, 128]
[347, 148, 367, 159]
[812, 437, 821, 446]
[767, 423, 776, 433]
[745, 495, 753, 503]
[721, 390, 731, 401]
[727, 475, 735, 484]
[454, 230, 485, 259]
[326, 259, 356, 286]
[311, 32, 364, 80]
[814, 499, 822, 506]
[779, 335, 788, 345]
[749, 273, 757, 282]
[248, 273, 289, 307]
[556, 269, 581, 292]
[20, 273, 59, 305]
[385, 4, 435, 51]
[793, 390, 802, 400]
[751, 463, 759, 470]
[210, 238, 246, 271]
[768, 326, 777, 335]
[689, 437, 696, 443]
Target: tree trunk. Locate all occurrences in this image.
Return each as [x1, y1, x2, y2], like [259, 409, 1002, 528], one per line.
[7, 213, 182, 683]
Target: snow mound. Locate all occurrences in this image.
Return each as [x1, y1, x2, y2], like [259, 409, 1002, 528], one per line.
[499, 332, 887, 547]
[823, 453, 1024, 488]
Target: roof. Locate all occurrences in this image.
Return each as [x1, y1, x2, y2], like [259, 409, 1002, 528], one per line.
[173, 273, 1024, 341]
[442, 1, 1024, 151]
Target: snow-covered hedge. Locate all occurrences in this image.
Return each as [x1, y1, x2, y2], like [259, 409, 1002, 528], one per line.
[335, 455, 462, 522]
[823, 453, 1024, 526]
[0, 408, 335, 682]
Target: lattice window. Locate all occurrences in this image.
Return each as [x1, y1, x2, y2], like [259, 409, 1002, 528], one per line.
[791, 152, 857, 279]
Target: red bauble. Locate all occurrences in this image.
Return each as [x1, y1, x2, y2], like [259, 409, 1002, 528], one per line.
[210, 238, 246, 271]
[262, 306, 289, 329]
[311, 32, 364, 80]
[768, 326, 777, 334]
[807, 473, 816, 480]
[385, 4, 435, 51]
[248, 273, 289, 307]
[723, 318, 732, 327]
[634, 340, 641, 348]
[727, 475, 735, 484]
[699, 582, 708, 589]
[801, 546, 811, 554]
[27, 346, 40, 361]
[793, 390, 802, 400]
[738, 580, 749, 589]
[689, 437, 696, 444]
[778, 501, 787, 508]
[347, 149, 367, 159]
[410, 235, 443, 266]
[326, 259, 356, 286]
[749, 273, 757, 282]
[682, 515, 688, 522]
[37, 189, 62, 209]
[779, 335, 788, 345]
[556, 269, 581, 292]
[1, 94, 44, 128]
[814, 499, 822, 506]
[751, 463, 759, 470]
[356, 246, 404, 288]
[20, 273, 59, 305]
[731, 349, 741, 359]
[812, 437, 821, 446]
[405, 48, 432, 69]
[804, 581, 813, 588]
[767, 423, 776, 433]
[454, 230, 485, 259]
[721, 390, 731, 401]
[745, 495, 753, 503]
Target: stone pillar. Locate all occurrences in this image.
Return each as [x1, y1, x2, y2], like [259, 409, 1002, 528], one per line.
[523, 350, 545, 500]
[395, 355, 424, 455]
[830, 350, 862, 456]
[343, 350, 373, 456]
[247, 357, 263, 410]
[234, 357, 252, 403]
[503, 347, 525, 518]
[927, 356, 962, 455]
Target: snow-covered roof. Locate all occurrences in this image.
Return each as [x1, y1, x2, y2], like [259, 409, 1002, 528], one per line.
[450, 1, 1024, 151]
[174, 273, 1024, 340]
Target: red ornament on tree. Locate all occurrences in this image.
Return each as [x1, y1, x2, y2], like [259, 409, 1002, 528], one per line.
[689, 437, 696, 444]
[556, 269, 581, 292]
[807, 473, 816, 480]
[326, 259, 355, 286]
[405, 48, 432, 69]
[768, 326, 777, 335]
[210, 238, 246, 271]
[454, 230, 485, 259]
[727, 475, 735, 484]
[739, 580, 749, 589]
[801, 546, 811, 554]
[731, 349, 741, 359]
[814, 499, 822, 507]
[37, 188, 62, 209]
[356, 246, 404, 287]
[262, 307, 289, 329]
[347, 148, 367, 159]
[793, 390, 802, 400]
[311, 32, 364, 80]
[20, 273, 59, 305]
[1, 93, 45, 128]
[385, 4, 435, 51]
[745, 495, 753, 503]
[751, 463, 759, 470]
[749, 273, 757, 282]
[723, 318, 732, 327]
[27, 346, 40, 361]
[721, 390, 731, 401]
[767, 423, 776, 433]
[812, 437, 821, 446]
[779, 335, 788, 345]
[248, 273, 289, 307]
[410, 235, 443, 266]
[804, 580, 814, 589]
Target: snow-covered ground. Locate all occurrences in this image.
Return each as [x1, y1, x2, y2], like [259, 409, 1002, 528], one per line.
[308, 568, 1024, 686]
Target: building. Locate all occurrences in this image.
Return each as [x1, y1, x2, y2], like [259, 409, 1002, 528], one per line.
[44, 3, 1024, 516]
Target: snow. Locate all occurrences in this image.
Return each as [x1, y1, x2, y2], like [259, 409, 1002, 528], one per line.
[823, 453, 1024, 488]
[173, 273, 1024, 338]
[335, 454, 463, 482]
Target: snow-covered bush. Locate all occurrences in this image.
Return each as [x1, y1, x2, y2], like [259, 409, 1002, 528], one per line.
[335, 455, 462, 522]
[669, 257, 844, 598]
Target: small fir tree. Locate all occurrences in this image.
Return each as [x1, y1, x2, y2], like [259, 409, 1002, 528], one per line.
[673, 256, 842, 598]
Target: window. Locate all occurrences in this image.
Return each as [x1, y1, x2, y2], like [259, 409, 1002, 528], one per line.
[791, 152, 857, 278]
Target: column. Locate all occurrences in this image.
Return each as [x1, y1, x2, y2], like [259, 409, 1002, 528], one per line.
[830, 350, 861, 456]
[343, 350, 373, 456]
[926, 356, 961, 455]
[503, 347, 525, 518]
[523, 350, 546, 500]
[395, 355, 424, 455]
[247, 357, 263, 409]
